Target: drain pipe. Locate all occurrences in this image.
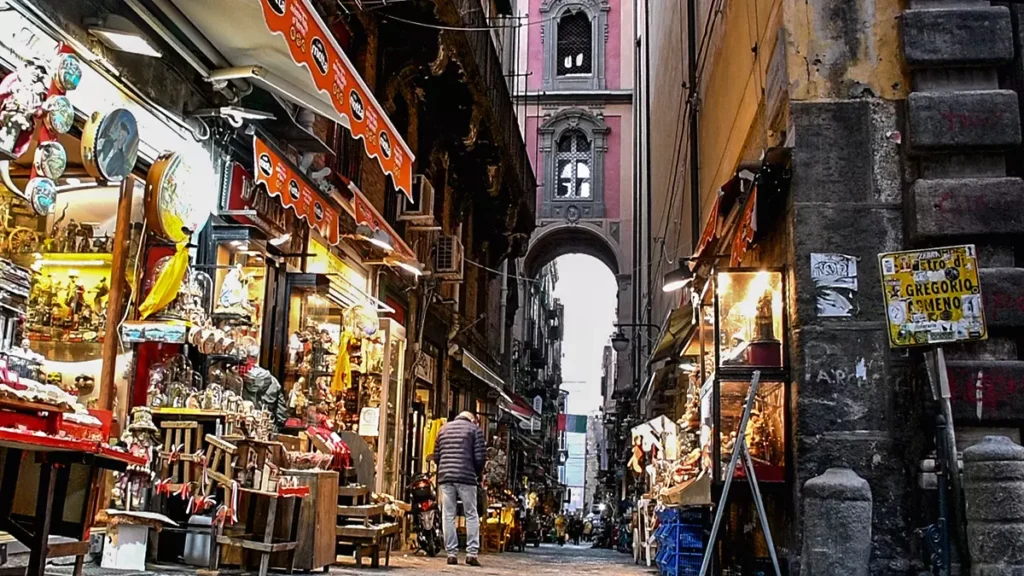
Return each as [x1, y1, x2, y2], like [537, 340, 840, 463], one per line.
[500, 259, 508, 358]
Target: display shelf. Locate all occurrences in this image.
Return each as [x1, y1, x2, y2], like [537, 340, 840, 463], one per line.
[37, 253, 113, 265]
[0, 396, 72, 414]
[152, 408, 227, 418]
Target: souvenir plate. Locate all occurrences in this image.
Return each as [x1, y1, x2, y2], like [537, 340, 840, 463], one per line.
[53, 54, 82, 92]
[82, 109, 139, 183]
[33, 141, 66, 179]
[25, 177, 56, 215]
[145, 151, 214, 242]
[42, 95, 74, 134]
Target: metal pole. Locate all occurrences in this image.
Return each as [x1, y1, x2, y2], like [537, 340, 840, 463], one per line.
[741, 440, 782, 576]
[936, 414, 951, 576]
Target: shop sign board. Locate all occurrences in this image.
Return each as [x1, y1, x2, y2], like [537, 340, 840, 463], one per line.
[878, 245, 986, 348]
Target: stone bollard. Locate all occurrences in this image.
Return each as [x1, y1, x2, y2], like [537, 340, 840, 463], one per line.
[964, 435, 1024, 576]
[801, 467, 872, 576]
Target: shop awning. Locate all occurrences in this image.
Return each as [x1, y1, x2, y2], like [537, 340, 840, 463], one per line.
[252, 136, 342, 245]
[343, 179, 417, 262]
[169, 0, 414, 196]
[461, 350, 513, 404]
[650, 302, 695, 363]
[500, 392, 539, 423]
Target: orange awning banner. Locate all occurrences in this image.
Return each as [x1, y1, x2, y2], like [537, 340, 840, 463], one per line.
[170, 0, 414, 197]
[253, 137, 341, 245]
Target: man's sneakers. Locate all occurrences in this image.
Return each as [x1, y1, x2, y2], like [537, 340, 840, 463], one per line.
[466, 556, 481, 567]
[447, 556, 458, 566]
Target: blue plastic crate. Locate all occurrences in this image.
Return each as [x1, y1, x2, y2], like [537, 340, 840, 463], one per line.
[658, 551, 704, 576]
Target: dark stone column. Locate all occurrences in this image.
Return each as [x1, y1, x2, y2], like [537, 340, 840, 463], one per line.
[801, 468, 873, 576]
[963, 436, 1024, 575]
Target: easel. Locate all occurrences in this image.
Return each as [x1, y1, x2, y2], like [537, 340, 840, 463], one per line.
[698, 370, 782, 576]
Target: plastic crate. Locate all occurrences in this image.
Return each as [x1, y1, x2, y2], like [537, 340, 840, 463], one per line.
[657, 523, 704, 552]
[658, 551, 704, 576]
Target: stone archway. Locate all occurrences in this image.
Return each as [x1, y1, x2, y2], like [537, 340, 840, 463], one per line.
[523, 221, 633, 393]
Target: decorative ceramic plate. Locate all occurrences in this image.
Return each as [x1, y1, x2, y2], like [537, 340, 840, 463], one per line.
[145, 151, 214, 242]
[33, 141, 66, 179]
[25, 177, 56, 215]
[53, 54, 82, 92]
[42, 95, 74, 134]
[82, 108, 139, 183]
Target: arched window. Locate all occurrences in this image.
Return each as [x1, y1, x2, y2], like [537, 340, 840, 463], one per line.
[556, 11, 592, 76]
[555, 130, 591, 199]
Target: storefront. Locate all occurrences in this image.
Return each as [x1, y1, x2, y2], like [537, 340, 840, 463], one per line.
[634, 153, 792, 574]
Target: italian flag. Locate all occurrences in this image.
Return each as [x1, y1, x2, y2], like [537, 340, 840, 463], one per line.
[558, 414, 588, 434]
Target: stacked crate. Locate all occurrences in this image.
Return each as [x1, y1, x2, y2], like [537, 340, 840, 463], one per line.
[653, 507, 709, 576]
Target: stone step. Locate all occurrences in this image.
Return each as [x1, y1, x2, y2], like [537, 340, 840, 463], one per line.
[946, 359, 1024, 423]
[908, 178, 1024, 240]
[903, 6, 1013, 68]
[981, 268, 1024, 329]
[908, 90, 1021, 151]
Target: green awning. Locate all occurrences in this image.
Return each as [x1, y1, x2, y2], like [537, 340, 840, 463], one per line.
[650, 303, 696, 363]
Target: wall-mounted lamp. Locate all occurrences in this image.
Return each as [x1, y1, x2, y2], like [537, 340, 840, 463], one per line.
[88, 15, 162, 58]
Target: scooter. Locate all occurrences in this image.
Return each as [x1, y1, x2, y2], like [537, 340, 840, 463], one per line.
[407, 474, 445, 557]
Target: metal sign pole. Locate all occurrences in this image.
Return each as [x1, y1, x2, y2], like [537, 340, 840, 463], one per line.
[698, 371, 780, 576]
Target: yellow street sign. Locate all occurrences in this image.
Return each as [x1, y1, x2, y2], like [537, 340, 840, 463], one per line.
[878, 245, 986, 348]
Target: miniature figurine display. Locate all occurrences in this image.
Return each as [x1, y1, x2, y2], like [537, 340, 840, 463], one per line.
[113, 407, 159, 510]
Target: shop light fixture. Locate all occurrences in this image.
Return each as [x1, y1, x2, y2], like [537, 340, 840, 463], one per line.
[678, 362, 697, 373]
[610, 331, 629, 353]
[269, 233, 292, 247]
[39, 259, 108, 268]
[88, 15, 162, 58]
[662, 265, 694, 292]
[391, 259, 423, 277]
[352, 224, 394, 252]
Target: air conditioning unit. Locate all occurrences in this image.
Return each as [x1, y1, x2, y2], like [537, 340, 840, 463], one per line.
[398, 174, 435, 224]
[433, 235, 464, 280]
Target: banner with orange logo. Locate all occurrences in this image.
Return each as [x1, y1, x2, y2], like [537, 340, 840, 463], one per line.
[253, 137, 341, 245]
[258, 0, 414, 199]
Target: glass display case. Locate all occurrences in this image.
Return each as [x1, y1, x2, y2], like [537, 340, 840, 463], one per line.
[209, 225, 267, 353]
[281, 274, 343, 420]
[692, 269, 789, 485]
[355, 317, 406, 496]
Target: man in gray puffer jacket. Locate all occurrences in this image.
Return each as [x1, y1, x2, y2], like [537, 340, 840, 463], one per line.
[432, 411, 486, 566]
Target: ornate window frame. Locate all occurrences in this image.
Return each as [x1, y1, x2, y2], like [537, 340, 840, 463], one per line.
[541, 0, 609, 91]
[539, 108, 609, 219]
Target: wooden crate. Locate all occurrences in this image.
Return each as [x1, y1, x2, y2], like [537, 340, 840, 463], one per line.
[270, 470, 338, 572]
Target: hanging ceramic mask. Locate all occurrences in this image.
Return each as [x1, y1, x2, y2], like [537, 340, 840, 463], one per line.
[52, 53, 82, 92]
[25, 177, 56, 215]
[33, 141, 66, 179]
[42, 95, 74, 134]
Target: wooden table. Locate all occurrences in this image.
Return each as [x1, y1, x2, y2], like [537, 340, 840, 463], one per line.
[0, 429, 145, 576]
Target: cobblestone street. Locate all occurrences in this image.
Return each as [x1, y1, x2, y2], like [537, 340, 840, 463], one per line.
[330, 545, 650, 576]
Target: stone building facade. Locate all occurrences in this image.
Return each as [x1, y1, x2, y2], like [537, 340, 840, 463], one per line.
[640, 0, 1024, 573]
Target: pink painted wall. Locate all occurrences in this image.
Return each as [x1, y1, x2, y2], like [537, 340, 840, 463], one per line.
[606, 0, 621, 89]
[527, 0, 542, 91]
[605, 116, 621, 218]
[526, 0, 624, 90]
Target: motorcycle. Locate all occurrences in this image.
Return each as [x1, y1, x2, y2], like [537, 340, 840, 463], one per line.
[407, 474, 445, 557]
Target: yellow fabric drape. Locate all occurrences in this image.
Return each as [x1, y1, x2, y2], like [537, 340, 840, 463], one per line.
[422, 418, 446, 472]
[138, 242, 189, 320]
[331, 330, 354, 393]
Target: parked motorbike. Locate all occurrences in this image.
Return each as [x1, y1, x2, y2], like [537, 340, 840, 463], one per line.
[407, 474, 445, 557]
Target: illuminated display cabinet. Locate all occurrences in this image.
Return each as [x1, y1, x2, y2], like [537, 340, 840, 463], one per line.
[687, 269, 789, 485]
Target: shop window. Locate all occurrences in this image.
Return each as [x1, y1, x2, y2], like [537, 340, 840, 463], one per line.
[555, 130, 591, 199]
[716, 379, 786, 482]
[715, 271, 784, 369]
[556, 12, 592, 76]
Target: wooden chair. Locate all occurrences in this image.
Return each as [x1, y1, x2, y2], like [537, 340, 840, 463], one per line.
[157, 420, 202, 491]
[203, 434, 238, 495]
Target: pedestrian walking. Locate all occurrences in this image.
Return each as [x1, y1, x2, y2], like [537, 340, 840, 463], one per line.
[554, 513, 567, 546]
[433, 411, 487, 566]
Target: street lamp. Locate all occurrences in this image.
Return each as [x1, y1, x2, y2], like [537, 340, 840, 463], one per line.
[609, 323, 661, 352]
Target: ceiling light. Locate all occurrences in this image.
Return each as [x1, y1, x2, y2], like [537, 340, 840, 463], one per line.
[368, 230, 393, 252]
[662, 265, 694, 292]
[89, 15, 162, 58]
[678, 362, 697, 373]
